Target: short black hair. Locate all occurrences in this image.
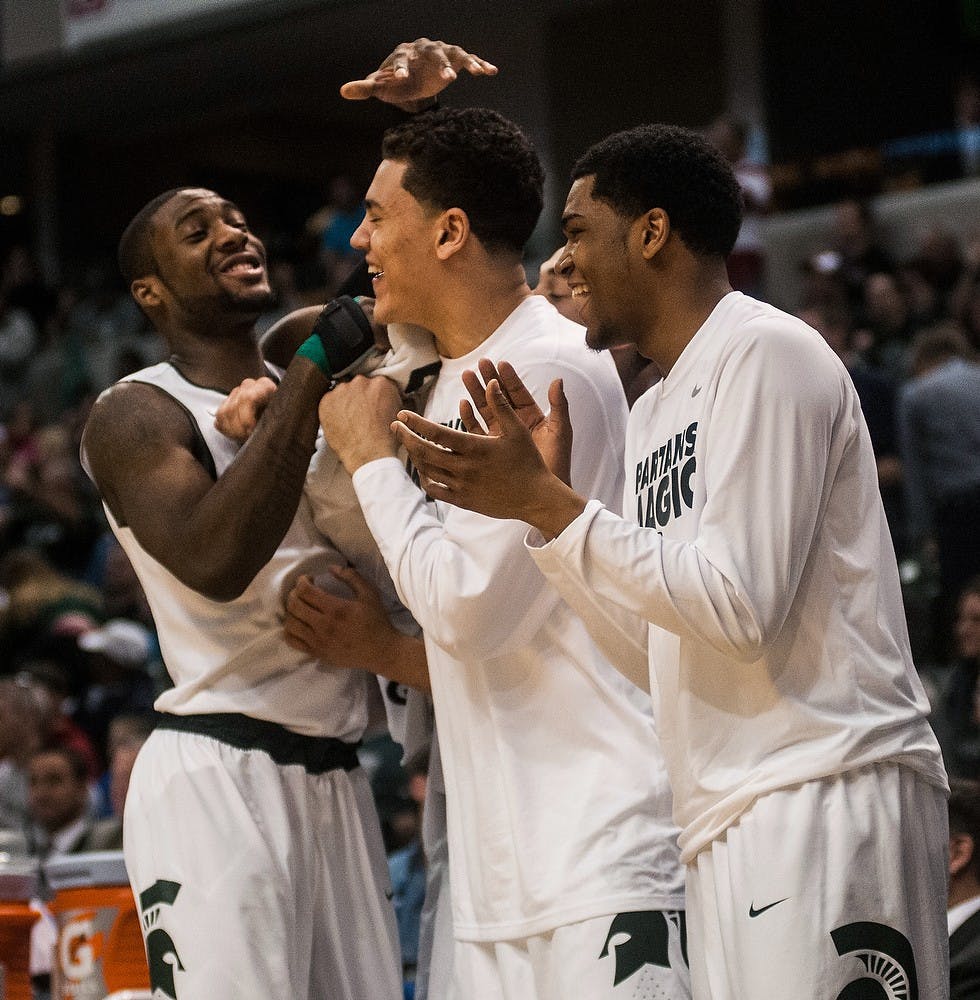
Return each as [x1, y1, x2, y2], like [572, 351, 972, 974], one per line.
[381, 107, 543, 256]
[117, 188, 185, 286]
[571, 124, 743, 258]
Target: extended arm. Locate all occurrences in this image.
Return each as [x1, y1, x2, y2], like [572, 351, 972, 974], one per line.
[395, 329, 853, 661]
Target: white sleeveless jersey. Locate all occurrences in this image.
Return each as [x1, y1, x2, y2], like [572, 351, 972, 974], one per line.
[83, 362, 368, 739]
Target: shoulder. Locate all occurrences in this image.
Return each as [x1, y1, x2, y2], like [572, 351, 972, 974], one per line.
[724, 297, 847, 390]
[81, 376, 200, 495]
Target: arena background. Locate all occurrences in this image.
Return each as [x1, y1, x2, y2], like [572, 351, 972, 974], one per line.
[1, 0, 979, 303]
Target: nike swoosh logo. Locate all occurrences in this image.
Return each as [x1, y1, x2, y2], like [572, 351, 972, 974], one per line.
[748, 897, 788, 918]
[691, 385, 702, 397]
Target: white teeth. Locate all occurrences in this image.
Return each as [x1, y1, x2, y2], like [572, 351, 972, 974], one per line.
[571, 286, 590, 297]
[368, 267, 384, 278]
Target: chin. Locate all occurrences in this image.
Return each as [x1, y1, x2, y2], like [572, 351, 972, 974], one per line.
[231, 287, 275, 313]
[585, 322, 624, 353]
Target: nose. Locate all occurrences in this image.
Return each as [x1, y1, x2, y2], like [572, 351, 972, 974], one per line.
[350, 218, 370, 253]
[555, 245, 574, 278]
[215, 219, 249, 250]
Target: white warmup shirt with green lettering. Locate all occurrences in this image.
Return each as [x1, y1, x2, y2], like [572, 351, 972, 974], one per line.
[529, 291, 948, 864]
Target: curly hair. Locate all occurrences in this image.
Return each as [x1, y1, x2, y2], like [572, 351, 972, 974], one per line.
[381, 107, 543, 256]
[117, 188, 185, 285]
[572, 124, 742, 258]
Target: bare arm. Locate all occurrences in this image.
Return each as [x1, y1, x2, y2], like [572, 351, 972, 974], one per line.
[82, 358, 330, 601]
[285, 569, 430, 692]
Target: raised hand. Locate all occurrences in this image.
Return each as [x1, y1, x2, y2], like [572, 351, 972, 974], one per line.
[460, 361, 573, 487]
[391, 374, 585, 539]
[340, 37, 497, 110]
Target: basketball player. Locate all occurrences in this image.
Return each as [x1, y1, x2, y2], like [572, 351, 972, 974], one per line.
[312, 107, 689, 999]
[78, 39, 495, 1000]
[391, 123, 951, 999]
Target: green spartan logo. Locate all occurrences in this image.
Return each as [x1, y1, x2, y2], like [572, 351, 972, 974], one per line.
[139, 880, 186, 999]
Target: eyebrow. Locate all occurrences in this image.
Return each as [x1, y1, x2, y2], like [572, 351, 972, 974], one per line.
[173, 200, 239, 230]
[363, 198, 382, 213]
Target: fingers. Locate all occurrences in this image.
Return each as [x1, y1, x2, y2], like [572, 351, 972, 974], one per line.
[547, 378, 569, 423]
[458, 398, 486, 436]
[461, 368, 493, 430]
[441, 43, 498, 76]
[327, 563, 381, 607]
[495, 361, 539, 412]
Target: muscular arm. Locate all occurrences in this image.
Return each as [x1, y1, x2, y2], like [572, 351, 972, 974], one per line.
[82, 358, 329, 601]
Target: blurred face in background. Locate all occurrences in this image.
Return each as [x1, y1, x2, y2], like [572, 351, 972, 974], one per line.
[534, 248, 577, 321]
[28, 750, 88, 834]
[957, 591, 980, 660]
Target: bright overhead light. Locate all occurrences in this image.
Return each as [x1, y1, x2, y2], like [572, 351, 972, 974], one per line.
[0, 196, 24, 216]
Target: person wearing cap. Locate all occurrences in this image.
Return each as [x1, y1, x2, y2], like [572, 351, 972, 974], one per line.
[74, 619, 156, 769]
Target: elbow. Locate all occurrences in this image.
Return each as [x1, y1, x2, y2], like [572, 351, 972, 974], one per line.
[181, 558, 258, 603]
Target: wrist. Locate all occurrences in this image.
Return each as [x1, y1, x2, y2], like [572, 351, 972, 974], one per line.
[527, 478, 587, 542]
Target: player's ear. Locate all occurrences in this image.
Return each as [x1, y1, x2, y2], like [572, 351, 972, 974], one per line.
[435, 208, 469, 261]
[639, 207, 669, 261]
[132, 276, 165, 311]
[950, 832, 975, 877]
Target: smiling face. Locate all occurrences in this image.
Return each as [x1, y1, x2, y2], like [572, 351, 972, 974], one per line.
[350, 160, 440, 328]
[143, 188, 273, 323]
[558, 175, 643, 352]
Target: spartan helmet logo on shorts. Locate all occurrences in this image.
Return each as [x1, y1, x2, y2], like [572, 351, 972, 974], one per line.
[832, 921, 918, 1000]
[599, 910, 686, 986]
[138, 879, 186, 999]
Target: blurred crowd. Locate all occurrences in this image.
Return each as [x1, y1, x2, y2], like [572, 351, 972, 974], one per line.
[2, 153, 980, 892]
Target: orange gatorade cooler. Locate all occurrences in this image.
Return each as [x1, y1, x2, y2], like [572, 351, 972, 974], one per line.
[45, 851, 150, 1000]
[0, 863, 40, 1000]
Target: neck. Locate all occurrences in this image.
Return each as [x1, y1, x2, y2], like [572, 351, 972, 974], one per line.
[636, 258, 732, 375]
[426, 261, 531, 359]
[950, 878, 980, 910]
[165, 317, 265, 392]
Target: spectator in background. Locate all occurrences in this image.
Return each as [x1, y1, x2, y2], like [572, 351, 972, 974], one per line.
[899, 327, 980, 659]
[948, 778, 980, 999]
[388, 750, 429, 998]
[25, 746, 96, 858]
[936, 578, 980, 778]
[0, 678, 44, 835]
[306, 174, 366, 295]
[798, 300, 906, 555]
[706, 113, 772, 299]
[14, 661, 100, 780]
[952, 229, 980, 353]
[0, 547, 102, 668]
[954, 72, 980, 179]
[74, 618, 157, 765]
[831, 198, 894, 317]
[0, 290, 38, 420]
[1, 245, 56, 336]
[861, 269, 921, 380]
